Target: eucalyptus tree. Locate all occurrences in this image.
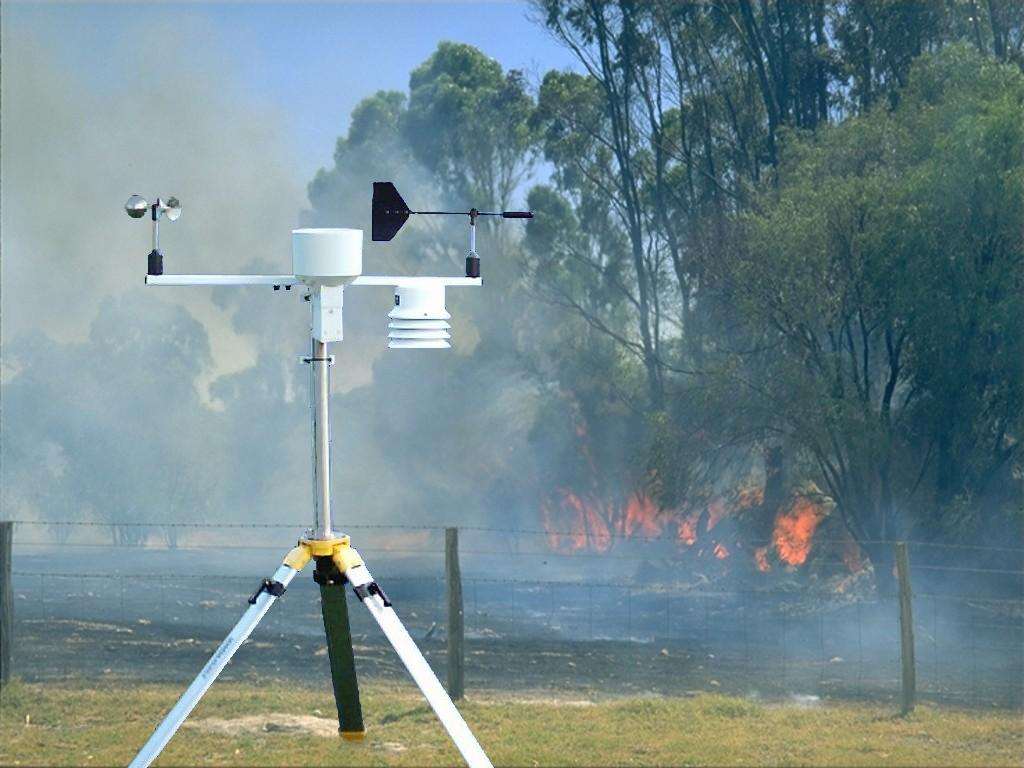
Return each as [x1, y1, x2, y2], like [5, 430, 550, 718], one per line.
[710, 47, 1023, 581]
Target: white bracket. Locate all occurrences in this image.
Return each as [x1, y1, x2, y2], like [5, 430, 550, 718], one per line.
[311, 284, 344, 343]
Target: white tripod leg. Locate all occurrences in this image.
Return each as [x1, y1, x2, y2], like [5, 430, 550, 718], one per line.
[128, 564, 300, 768]
[345, 562, 493, 768]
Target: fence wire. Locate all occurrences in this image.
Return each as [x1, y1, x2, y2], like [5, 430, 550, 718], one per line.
[3, 520, 1022, 709]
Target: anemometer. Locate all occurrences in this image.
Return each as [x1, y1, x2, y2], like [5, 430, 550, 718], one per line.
[121, 183, 532, 768]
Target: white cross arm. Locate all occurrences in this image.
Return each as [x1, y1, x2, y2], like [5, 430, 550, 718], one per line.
[144, 275, 481, 288]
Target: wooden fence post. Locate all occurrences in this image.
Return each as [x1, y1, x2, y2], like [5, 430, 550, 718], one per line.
[445, 527, 464, 700]
[1, 521, 13, 686]
[895, 541, 916, 715]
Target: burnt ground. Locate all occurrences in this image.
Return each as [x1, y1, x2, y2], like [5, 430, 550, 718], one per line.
[8, 584, 1021, 710]
[7, 542, 1021, 709]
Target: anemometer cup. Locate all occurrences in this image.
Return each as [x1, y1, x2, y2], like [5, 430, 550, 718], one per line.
[292, 228, 363, 286]
[388, 282, 452, 349]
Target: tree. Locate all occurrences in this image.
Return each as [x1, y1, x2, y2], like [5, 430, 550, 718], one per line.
[1, 296, 222, 544]
[402, 42, 538, 210]
[708, 46, 1023, 583]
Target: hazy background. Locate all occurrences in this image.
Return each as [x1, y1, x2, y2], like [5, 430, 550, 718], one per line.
[1, 1, 572, 534]
[1, 0, 1020, 716]
[3, 1, 1020, 574]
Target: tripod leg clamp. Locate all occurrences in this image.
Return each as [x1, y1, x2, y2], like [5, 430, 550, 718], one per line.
[332, 544, 364, 574]
[283, 544, 313, 571]
[248, 578, 287, 604]
[352, 581, 392, 607]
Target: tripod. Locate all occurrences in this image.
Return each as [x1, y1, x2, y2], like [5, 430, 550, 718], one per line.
[126, 228, 494, 767]
[128, 539, 490, 768]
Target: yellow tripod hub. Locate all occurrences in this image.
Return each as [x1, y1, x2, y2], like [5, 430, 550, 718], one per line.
[282, 536, 364, 577]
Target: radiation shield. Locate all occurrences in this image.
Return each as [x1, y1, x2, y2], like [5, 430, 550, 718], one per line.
[388, 282, 452, 349]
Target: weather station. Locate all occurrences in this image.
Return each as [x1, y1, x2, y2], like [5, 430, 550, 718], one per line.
[121, 183, 532, 768]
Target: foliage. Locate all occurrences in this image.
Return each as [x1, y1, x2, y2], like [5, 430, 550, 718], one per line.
[1, 297, 223, 543]
[710, 46, 1023, 555]
[404, 42, 538, 211]
[524, 2, 1023, 563]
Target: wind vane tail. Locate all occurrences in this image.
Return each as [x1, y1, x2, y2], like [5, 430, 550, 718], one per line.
[372, 182, 411, 241]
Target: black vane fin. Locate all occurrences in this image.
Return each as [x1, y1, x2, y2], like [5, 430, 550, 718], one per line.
[372, 181, 411, 241]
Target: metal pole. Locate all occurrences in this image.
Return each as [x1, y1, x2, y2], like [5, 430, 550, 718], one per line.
[346, 561, 492, 768]
[446, 527, 464, 700]
[128, 563, 299, 768]
[310, 338, 333, 539]
[0, 521, 13, 685]
[151, 202, 160, 252]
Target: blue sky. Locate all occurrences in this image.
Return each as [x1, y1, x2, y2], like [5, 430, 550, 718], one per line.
[5, 1, 578, 182]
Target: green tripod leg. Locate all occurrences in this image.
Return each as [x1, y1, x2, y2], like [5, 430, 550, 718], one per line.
[314, 556, 365, 740]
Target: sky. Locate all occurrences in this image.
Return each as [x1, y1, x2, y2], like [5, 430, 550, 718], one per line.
[3, 1, 577, 183]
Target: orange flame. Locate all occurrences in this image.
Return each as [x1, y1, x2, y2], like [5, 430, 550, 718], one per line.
[540, 432, 847, 576]
[622, 491, 661, 538]
[541, 489, 613, 552]
[772, 496, 824, 566]
[676, 512, 698, 546]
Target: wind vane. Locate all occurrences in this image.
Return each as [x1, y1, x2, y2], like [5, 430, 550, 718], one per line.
[372, 181, 532, 278]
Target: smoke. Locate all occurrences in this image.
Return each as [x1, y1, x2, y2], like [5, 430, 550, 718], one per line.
[1, 18, 304, 376]
[1, 16, 307, 526]
[1, 14, 543, 535]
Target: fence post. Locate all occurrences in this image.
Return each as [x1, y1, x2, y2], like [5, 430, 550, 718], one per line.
[894, 541, 916, 715]
[445, 527, 464, 701]
[1, 521, 13, 686]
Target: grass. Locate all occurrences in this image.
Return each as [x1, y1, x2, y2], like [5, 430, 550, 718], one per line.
[0, 679, 1021, 766]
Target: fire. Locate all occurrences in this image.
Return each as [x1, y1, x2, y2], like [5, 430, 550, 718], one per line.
[539, 410, 845, 573]
[754, 546, 771, 572]
[772, 496, 824, 566]
[622, 491, 661, 538]
[676, 512, 698, 546]
[541, 489, 612, 552]
[543, 486, 835, 572]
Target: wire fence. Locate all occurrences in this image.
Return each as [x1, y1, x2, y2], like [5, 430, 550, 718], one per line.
[3, 519, 1022, 709]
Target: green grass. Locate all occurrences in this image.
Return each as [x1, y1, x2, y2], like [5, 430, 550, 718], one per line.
[1, 680, 1021, 766]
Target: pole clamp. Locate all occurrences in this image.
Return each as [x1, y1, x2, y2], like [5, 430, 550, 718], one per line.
[248, 578, 287, 604]
[313, 558, 348, 587]
[300, 355, 335, 365]
[352, 581, 392, 607]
